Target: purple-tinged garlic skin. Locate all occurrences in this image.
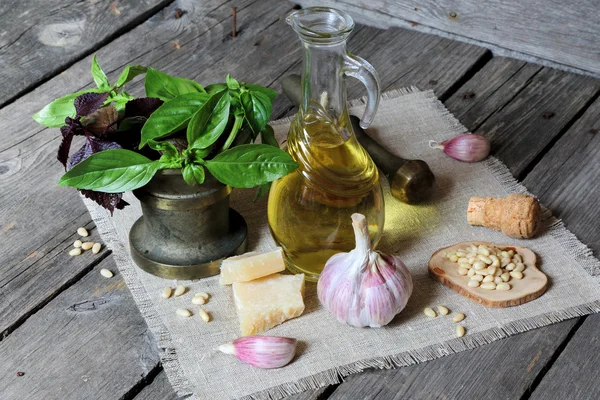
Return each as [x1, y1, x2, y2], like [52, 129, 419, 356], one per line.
[433, 133, 490, 162]
[218, 336, 297, 369]
[317, 213, 413, 328]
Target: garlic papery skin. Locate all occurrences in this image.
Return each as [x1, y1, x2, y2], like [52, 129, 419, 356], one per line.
[218, 336, 297, 369]
[317, 213, 413, 328]
[429, 133, 490, 162]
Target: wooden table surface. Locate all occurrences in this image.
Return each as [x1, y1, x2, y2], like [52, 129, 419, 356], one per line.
[1, 1, 599, 399]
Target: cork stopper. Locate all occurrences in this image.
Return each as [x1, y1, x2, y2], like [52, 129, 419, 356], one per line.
[467, 194, 541, 239]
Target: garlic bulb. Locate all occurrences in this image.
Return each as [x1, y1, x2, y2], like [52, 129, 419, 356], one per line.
[429, 134, 490, 162]
[218, 336, 297, 369]
[317, 213, 413, 328]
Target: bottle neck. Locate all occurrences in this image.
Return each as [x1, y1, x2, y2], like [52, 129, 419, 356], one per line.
[301, 41, 348, 123]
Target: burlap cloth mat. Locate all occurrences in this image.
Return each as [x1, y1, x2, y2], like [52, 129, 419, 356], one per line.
[84, 88, 600, 400]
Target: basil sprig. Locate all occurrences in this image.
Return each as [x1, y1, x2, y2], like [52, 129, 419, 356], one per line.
[38, 59, 297, 197]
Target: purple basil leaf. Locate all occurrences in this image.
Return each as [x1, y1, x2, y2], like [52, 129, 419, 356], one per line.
[74, 92, 109, 117]
[68, 137, 122, 169]
[83, 106, 119, 136]
[124, 98, 163, 119]
[57, 126, 75, 168]
[80, 189, 129, 215]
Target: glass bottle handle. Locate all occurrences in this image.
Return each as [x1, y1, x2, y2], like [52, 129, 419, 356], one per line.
[343, 53, 381, 129]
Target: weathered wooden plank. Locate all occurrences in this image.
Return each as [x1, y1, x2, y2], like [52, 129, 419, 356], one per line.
[134, 371, 179, 400]
[524, 97, 600, 400]
[326, 59, 600, 399]
[294, 0, 600, 77]
[0, 0, 173, 107]
[0, 258, 160, 400]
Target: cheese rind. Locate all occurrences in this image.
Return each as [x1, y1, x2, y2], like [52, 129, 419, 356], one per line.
[233, 273, 305, 335]
[219, 248, 286, 285]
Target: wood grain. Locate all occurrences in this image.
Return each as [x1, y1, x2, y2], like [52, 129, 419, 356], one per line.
[0, 0, 174, 107]
[0, 258, 160, 400]
[294, 0, 600, 77]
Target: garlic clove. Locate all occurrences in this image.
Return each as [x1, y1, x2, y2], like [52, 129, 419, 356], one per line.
[430, 134, 490, 162]
[317, 213, 413, 328]
[218, 336, 297, 369]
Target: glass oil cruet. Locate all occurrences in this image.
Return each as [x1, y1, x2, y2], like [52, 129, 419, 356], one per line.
[268, 7, 384, 281]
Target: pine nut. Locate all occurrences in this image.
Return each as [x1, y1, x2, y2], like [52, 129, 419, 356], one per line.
[198, 309, 210, 322]
[468, 280, 480, 288]
[459, 263, 471, 270]
[69, 248, 82, 256]
[477, 245, 490, 256]
[494, 268, 502, 276]
[161, 287, 172, 299]
[467, 268, 476, 277]
[449, 254, 459, 262]
[501, 272, 511, 282]
[456, 325, 466, 338]
[100, 269, 113, 278]
[475, 269, 487, 275]
[456, 251, 466, 258]
[77, 227, 89, 237]
[466, 252, 477, 259]
[437, 305, 450, 315]
[501, 251, 510, 258]
[514, 263, 525, 272]
[457, 257, 468, 264]
[491, 259, 500, 268]
[481, 282, 496, 290]
[192, 296, 206, 305]
[424, 307, 437, 318]
[471, 274, 484, 282]
[489, 255, 499, 262]
[478, 255, 492, 264]
[494, 276, 503, 284]
[510, 271, 523, 280]
[195, 292, 210, 300]
[487, 266, 497, 275]
[81, 242, 94, 250]
[514, 254, 523, 263]
[453, 312, 466, 322]
[73, 240, 83, 248]
[508, 250, 515, 257]
[473, 261, 486, 270]
[458, 267, 469, 276]
[174, 284, 186, 297]
[92, 243, 102, 254]
[447, 252, 456, 259]
[505, 263, 516, 271]
[176, 308, 192, 317]
[483, 275, 494, 283]
[467, 257, 477, 264]
[496, 282, 511, 291]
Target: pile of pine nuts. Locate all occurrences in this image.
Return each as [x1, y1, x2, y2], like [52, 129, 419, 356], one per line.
[162, 284, 211, 323]
[444, 243, 526, 291]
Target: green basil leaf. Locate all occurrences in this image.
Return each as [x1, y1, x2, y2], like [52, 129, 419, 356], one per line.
[140, 92, 210, 148]
[188, 92, 230, 149]
[221, 114, 244, 151]
[226, 75, 240, 90]
[144, 68, 205, 101]
[149, 140, 179, 157]
[204, 144, 298, 188]
[115, 65, 147, 88]
[192, 147, 210, 163]
[107, 91, 135, 111]
[91, 55, 110, 90]
[244, 83, 277, 101]
[182, 164, 206, 186]
[58, 149, 160, 193]
[33, 88, 102, 128]
[260, 125, 279, 148]
[254, 183, 271, 202]
[241, 91, 271, 135]
[205, 83, 227, 94]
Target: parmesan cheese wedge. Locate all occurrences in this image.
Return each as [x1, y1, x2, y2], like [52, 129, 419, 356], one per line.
[233, 273, 305, 336]
[220, 248, 286, 285]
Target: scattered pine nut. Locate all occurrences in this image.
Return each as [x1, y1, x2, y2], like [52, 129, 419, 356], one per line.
[77, 227, 89, 237]
[437, 305, 449, 315]
[92, 243, 102, 254]
[194, 292, 210, 300]
[69, 248, 82, 256]
[161, 287, 173, 299]
[174, 284, 186, 297]
[176, 308, 192, 317]
[73, 240, 83, 248]
[452, 312, 466, 323]
[424, 307, 437, 318]
[100, 269, 113, 278]
[456, 325, 466, 338]
[198, 309, 210, 322]
[192, 296, 206, 305]
[81, 242, 94, 251]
